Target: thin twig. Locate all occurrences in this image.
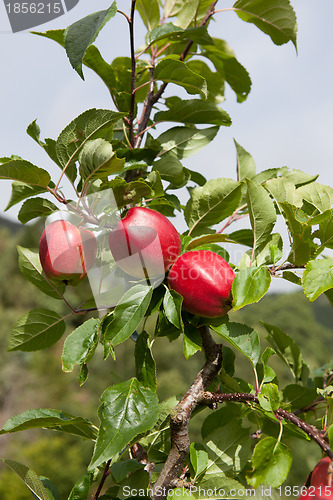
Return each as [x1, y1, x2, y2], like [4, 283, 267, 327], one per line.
[93, 459, 111, 500]
[201, 392, 333, 459]
[128, 0, 137, 148]
[134, 1, 218, 149]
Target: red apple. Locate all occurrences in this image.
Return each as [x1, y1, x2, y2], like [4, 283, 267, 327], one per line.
[39, 219, 97, 286]
[108, 207, 181, 279]
[168, 250, 235, 318]
[311, 457, 333, 487]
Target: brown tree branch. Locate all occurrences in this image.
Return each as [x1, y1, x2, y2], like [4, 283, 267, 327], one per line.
[201, 392, 333, 459]
[151, 327, 222, 500]
[93, 459, 111, 499]
[128, 0, 137, 147]
[134, 1, 218, 149]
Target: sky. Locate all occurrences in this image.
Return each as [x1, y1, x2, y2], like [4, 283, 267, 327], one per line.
[0, 0, 332, 291]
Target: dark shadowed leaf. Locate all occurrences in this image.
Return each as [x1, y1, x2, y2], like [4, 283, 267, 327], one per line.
[135, 331, 157, 391]
[64, 3, 117, 78]
[155, 59, 207, 98]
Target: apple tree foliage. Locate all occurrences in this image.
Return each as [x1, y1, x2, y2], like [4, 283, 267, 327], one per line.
[1, 1, 333, 499]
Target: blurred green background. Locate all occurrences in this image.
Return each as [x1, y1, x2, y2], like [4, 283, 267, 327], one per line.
[0, 217, 332, 499]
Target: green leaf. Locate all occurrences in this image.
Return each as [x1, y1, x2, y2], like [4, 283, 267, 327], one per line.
[136, 0, 160, 30]
[79, 138, 125, 180]
[203, 39, 252, 102]
[135, 331, 157, 392]
[18, 197, 58, 224]
[264, 176, 302, 207]
[279, 202, 313, 266]
[0, 459, 51, 500]
[261, 322, 309, 383]
[186, 233, 231, 251]
[68, 472, 94, 500]
[233, 0, 297, 48]
[157, 125, 219, 159]
[147, 23, 213, 47]
[190, 443, 208, 478]
[302, 258, 333, 302]
[187, 60, 225, 103]
[155, 99, 231, 126]
[5, 181, 50, 211]
[0, 408, 97, 440]
[17, 246, 66, 299]
[234, 139, 256, 180]
[155, 59, 208, 98]
[283, 384, 317, 412]
[163, 287, 183, 330]
[297, 182, 333, 213]
[64, 2, 117, 78]
[111, 460, 145, 483]
[163, 0, 201, 28]
[246, 437, 293, 488]
[8, 308, 66, 352]
[211, 322, 260, 367]
[105, 285, 153, 347]
[258, 383, 280, 412]
[112, 180, 153, 208]
[153, 154, 187, 187]
[232, 266, 271, 310]
[185, 178, 242, 236]
[89, 378, 159, 470]
[204, 420, 251, 476]
[62, 318, 100, 374]
[259, 347, 276, 385]
[183, 324, 202, 359]
[0, 160, 51, 187]
[56, 108, 125, 183]
[246, 178, 276, 253]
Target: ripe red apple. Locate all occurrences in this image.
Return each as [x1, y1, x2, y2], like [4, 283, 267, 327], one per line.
[168, 250, 235, 318]
[108, 207, 181, 279]
[39, 219, 97, 286]
[311, 457, 332, 487]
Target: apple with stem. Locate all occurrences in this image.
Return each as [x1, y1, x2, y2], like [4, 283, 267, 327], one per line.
[168, 250, 235, 318]
[39, 219, 97, 286]
[108, 206, 181, 280]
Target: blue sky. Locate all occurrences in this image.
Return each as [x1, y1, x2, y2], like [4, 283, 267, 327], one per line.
[0, 0, 332, 292]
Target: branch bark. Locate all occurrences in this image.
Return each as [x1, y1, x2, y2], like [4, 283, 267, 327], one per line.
[152, 326, 222, 500]
[134, 1, 218, 149]
[201, 392, 333, 459]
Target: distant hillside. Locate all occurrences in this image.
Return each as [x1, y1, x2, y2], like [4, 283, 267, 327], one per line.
[0, 215, 22, 233]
